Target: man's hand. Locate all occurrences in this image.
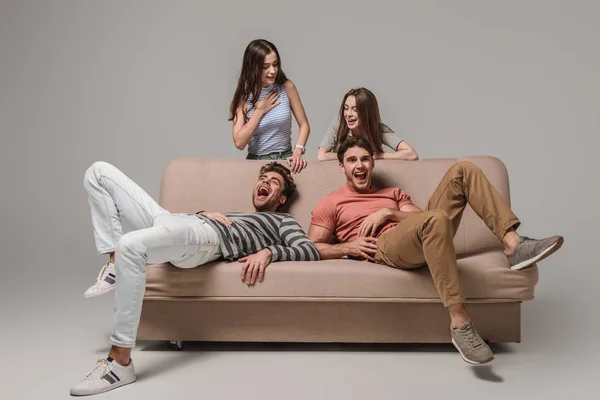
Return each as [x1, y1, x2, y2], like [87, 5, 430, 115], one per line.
[239, 248, 272, 286]
[357, 209, 391, 238]
[200, 211, 232, 226]
[344, 237, 378, 261]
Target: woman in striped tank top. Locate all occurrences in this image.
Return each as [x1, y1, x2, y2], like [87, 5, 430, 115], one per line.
[229, 39, 310, 173]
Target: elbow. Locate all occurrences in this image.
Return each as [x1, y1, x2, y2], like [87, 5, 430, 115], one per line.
[410, 152, 419, 161]
[233, 138, 246, 151]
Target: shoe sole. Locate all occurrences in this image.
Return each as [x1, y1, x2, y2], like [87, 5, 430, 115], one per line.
[70, 376, 136, 396]
[83, 284, 115, 299]
[511, 236, 564, 271]
[451, 338, 495, 365]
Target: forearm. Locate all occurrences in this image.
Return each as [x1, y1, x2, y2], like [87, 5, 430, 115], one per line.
[233, 110, 265, 150]
[318, 148, 338, 162]
[380, 149, 419, 161]
[296, 121, 310, 148]
[385, 208, 420, 222]
[268, 242, 320, 261]
[314, 242, 349, 260]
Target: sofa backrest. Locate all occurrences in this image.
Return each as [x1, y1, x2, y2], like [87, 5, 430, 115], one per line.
[159, 156, 510, 255]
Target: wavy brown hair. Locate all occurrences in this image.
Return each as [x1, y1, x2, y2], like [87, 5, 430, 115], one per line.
[335, 87, 384, 155]
[228, 39, 288, 123]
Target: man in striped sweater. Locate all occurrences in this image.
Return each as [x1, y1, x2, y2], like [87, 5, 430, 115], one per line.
[72, 161, 318, 396]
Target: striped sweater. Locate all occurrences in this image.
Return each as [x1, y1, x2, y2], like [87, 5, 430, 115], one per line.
[196, 212, 319, 262]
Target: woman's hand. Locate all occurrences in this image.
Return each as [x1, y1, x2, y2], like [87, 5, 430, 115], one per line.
[287, 148, 307, 173]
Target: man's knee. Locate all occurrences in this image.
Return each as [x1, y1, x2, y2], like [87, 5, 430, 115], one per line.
[116, 232, 147, 260]
[83, 161, 112, 189]
[451, 160, 480, 175]
[424, 209, 452, 232]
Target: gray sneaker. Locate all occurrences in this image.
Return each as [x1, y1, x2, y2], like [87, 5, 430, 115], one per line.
[507, 235, 564, 271]
[451, 322, 494, 365]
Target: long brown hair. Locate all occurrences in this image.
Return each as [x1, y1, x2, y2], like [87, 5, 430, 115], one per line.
[335, 87, 384, 154]
[228, 39, 288, 122]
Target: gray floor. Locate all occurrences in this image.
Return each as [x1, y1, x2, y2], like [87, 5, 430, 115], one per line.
[3, 259, 597, 400]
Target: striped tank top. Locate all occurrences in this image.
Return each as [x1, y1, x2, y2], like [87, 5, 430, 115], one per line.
[246, 83, 292, 155]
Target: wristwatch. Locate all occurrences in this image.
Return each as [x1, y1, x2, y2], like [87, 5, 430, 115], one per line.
[295, 144, 305, 154]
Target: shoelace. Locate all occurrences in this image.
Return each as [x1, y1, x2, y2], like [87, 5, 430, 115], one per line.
[94, 264, 111, 288]
[461, 324, 485, 349]
[86, 358, 111, 380]
[519, 236, 536, 244]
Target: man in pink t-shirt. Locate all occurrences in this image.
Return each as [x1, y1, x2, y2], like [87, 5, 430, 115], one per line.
[309, 136, 563, 365]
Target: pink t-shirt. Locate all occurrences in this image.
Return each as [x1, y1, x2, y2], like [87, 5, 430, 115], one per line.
[311, 185, 415, 243]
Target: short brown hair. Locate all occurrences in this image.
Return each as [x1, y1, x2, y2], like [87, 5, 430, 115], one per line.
[259, 162, 296, 202]
[337, 136, 375, 163]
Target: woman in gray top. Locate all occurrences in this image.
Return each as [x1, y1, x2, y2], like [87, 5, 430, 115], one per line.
[318, 87, 419, 161]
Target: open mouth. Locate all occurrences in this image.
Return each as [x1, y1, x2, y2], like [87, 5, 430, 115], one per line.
[257, 185, 270, 199]
[354, 171, 367, 183]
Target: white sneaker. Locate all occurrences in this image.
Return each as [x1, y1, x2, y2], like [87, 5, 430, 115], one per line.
[84, 263, 116, 299]
[70, 357, 136, 396]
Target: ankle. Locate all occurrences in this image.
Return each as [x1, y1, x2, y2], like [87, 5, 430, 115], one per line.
[503, 230, 519, 254]
[448, 304, 470, 329]
[108, 347, 131, 366]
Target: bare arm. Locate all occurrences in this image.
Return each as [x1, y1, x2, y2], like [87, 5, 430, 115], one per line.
[317, 147, 339, 161]
[284, 80, 310, 172]
[308, 224, 378, 261]
[379, 141, 419, 161]
[285, 80, 310, 149]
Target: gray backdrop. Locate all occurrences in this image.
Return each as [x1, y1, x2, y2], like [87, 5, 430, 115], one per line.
[1, 0, 598, 398]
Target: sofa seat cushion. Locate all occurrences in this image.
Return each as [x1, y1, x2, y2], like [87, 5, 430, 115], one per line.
[144, 249, 537, 302]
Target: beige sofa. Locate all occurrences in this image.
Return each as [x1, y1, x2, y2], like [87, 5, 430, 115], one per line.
[138, 156, 538, 344]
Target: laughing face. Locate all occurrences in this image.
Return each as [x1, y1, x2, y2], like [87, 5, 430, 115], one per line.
[343, 95, 360, 132]
[340, 145, 374, 193]
[252, 171, 287, 212]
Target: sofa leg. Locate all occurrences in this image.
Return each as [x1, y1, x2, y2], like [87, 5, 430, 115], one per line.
[170, 340, 183, 350]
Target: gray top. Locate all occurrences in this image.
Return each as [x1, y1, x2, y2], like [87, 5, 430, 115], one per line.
[319, 116, 404, 151]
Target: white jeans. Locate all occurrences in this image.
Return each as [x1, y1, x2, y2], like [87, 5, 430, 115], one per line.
[84, 161, 222, 348]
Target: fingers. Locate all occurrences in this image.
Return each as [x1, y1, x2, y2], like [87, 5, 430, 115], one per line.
[357, 221, 366, 238]
[250, 263, 259, 285]
[293, 157, 301, 174]
[215, 214, 232, 226]
[358, 250, 375, 261]
[245, 263, 255, 285]
[258, 265, 266, 282]
[267, 91, 280, 103]
[240, 260, 250, 281]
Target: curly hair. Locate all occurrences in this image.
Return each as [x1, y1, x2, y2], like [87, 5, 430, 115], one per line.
[259, 162, 296, 202]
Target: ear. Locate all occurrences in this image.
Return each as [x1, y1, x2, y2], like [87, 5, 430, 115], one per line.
[339, 162, 345, 173]
[279, 195, 287, 205]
